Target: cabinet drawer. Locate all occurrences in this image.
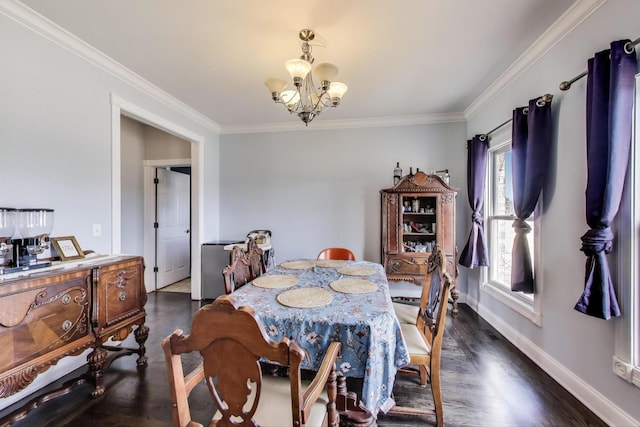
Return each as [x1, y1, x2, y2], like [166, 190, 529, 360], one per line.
[93, 258, 144, 336]
[385, 256, 427, 276]
[0, 273, 92, 373]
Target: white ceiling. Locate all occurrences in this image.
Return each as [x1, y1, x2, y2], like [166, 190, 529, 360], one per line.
[20, 0, 579, 132]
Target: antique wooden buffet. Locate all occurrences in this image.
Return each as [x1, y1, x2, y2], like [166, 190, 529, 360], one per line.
[0, 255, 148, 422]
[381, 171, 459, 311]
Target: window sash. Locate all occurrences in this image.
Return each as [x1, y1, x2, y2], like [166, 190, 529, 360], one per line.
[481, 129, 540, 325]
[613, 73, 639, 387]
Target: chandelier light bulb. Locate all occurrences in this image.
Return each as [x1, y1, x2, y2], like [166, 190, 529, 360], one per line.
[264, 78, 287, 100]
[285, 59, 312, 83]
[328, 82, 348, 101]
[280, 90, 300, 108]
[314, 63, 339, 89]
[264, 78, 287, 94]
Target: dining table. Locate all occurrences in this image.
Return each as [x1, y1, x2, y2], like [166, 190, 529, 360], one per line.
[230, 258, 410, 416]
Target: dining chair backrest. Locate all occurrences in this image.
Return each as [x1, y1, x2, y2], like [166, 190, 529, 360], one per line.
[424, 264, 451, 362]
[222, 245, 252, 294]
[417, 246, 448, 338]
[246, 236, 267, 279]
[162, 295, 342, 427]
[316, 247, 356, 261]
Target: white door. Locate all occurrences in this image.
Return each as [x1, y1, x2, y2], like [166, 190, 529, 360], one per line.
[156, 168, 191, 288]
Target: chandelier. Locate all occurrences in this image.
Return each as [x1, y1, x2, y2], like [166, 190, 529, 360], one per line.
[264, 29, 348, 126]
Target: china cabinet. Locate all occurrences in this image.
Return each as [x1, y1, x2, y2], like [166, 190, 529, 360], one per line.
[381, 171, 459, 311]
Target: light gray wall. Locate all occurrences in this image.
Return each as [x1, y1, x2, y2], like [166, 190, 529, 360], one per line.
[0, 8, 220, 408]
[220, 123, 467, 269]
[465, 1, 640, 424]
[121, 116, 146, 255]
[0, 11, 220, 255]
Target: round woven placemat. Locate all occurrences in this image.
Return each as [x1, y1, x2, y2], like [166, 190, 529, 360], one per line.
[330, 278, 378, 294]
[277, 288, 334, 308]
[315, 260, 348, 268]
[252, 275, 297, 289]
[280, 260, 315, 270]
[337, 266, 376, 276]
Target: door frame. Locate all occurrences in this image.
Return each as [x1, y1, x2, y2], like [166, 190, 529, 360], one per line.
[144, 161, 192, 291]
[111, 93, 205, 299]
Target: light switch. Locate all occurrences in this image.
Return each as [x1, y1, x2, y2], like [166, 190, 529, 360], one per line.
[92, 224, 102, 237]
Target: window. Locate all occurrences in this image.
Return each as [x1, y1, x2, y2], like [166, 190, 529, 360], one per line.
[482, 130, 541, 325]
[613, 74, 639, 388]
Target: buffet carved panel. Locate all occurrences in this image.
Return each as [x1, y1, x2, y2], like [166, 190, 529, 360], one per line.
[0, 256, 148, 411]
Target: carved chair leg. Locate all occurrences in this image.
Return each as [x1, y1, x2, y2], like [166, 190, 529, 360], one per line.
[419, 365, 428, 387]
[269, 364, 279, 376]
[261, 362, 288, 377]
[335, 374, 375, 427]
[326, 368, 339, 427]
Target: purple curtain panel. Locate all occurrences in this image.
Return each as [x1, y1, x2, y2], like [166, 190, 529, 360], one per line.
[574, 40, 637, 319]
[459, 135, 490, 268]
[510, 98, 552, 294]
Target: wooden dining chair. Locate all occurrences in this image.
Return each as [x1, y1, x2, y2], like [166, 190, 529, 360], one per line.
[162, 295, 342, 427]
[388, 247, 452, 427]
[392, 246, 447, 327]
[246, 236, 267, 279]
[316, 247, 356, 261]
[222, 245, 252, 294]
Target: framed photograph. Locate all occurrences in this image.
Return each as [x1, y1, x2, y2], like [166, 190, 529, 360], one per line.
[51, 236, 85, 261]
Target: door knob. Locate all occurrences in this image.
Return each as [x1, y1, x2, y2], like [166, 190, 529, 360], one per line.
[185, 229, 190, 234]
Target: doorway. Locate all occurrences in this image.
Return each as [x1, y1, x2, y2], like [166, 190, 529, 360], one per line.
[112, 94, 207, 300]
[141, 158, 192, 294]
[155, 167, 191, 289]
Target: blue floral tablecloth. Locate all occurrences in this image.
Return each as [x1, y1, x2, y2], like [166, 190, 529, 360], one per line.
[231, 259, 410, 415]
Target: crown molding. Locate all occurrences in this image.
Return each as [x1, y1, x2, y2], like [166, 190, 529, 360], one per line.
[3, 0, 606, 134]
[464, 0, 607, 119]
[1, 0, 221, 133]
[220, 112, 466, 134]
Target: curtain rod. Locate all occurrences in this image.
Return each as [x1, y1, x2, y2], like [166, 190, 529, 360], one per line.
[559, 37, 639, 91]
[478, 94, 553, 141]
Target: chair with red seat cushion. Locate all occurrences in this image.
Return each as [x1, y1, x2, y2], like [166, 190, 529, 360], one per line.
[316, 247, 356, 261]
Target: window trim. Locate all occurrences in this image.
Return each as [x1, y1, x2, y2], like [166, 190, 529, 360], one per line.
[480, 128, 542, 326]
[613, 73, 640, 387]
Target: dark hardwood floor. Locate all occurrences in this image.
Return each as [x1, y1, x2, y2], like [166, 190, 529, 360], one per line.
[0, 292, 606, 427]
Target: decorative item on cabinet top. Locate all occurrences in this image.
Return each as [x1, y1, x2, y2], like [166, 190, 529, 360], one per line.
[433, 169, 450, 184]
[51, 235, 84, 261]
[393, 162, 403, 185]
[385, 170, 456, 192]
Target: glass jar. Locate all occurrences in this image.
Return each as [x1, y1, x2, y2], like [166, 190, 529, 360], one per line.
[393, 162, 402, 185]
[411, 198, 420, 213]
